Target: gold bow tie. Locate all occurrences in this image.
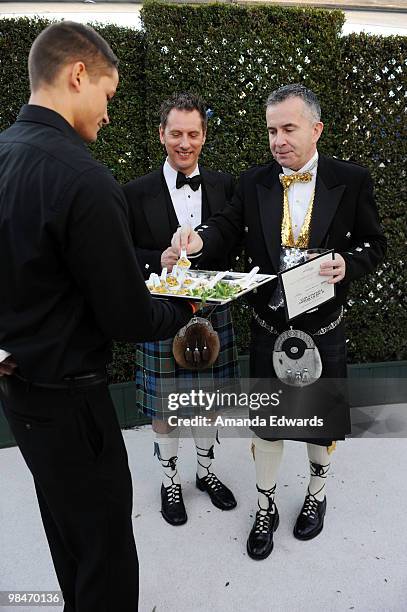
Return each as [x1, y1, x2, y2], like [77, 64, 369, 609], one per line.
[279, 171, 312, 190]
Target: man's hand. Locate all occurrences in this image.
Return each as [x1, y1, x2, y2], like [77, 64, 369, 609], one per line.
[0, 356, 17, 376]
[171, 224, 203, 255]
[319, 253, 346, 284]
[161, 246, 179, 271]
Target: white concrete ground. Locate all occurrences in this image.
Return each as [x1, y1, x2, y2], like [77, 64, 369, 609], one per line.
[1, 413, 407, 612]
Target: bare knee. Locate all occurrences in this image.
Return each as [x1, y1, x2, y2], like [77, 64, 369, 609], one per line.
[152, 419, 177, 434]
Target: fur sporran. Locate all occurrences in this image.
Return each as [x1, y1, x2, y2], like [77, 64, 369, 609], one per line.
[173, 317, 220, 370]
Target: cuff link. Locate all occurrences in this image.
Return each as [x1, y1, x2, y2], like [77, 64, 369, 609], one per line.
[346, 231, 351, 239]
[145, 263, 150, 269]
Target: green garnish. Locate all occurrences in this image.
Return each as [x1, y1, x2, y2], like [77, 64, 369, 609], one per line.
[190, 281, 241, 305]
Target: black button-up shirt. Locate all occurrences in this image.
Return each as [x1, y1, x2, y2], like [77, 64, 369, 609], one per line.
[0, 105, 190, 382]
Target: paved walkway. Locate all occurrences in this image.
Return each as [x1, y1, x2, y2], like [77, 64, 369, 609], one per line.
[1, 409, 406, 611]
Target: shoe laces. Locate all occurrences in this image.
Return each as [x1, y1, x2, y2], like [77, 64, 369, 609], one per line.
[254, 483, 277, 534]
[254, 503, 276, 534]
[301, 492, 319, 518]
[310, 461, 329, 479]
[202, 472, 223, 491]
[165, 483, 182, 505]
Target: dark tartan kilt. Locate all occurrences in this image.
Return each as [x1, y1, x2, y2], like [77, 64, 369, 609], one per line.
[135, 304, 239, 419]
[249, 317, 350, 446]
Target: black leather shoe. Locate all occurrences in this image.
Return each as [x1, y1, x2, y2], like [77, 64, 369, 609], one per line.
[161, 483, 187, 526]
[293, 494, 326, 540]
[196, 473, 237, 510]
[247, 505, 280, 560]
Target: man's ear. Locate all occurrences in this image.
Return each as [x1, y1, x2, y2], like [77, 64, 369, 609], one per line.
[69, 61, 87, 92]
[313, 121, 324, 144]
[159, 123, 165, 145]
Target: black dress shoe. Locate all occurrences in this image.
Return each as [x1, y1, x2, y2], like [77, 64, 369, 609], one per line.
[196, 473, 237, 510]
[161, 483, 187, 526]
[293, 494, 326, 540]
[247, 505, 280, 560]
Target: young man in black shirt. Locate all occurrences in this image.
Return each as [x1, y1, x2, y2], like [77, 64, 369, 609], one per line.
[0, 22, 195, 611]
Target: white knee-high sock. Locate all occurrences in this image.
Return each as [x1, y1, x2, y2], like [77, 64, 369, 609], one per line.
[154, 428, 181, 487]
[306, 443, 332, 501]
[190, 424, 218, 479]
[252, 436, 284, 512]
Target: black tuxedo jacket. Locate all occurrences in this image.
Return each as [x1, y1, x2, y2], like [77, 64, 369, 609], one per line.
[123, 166, 235, 278]
[198, 154, 387, 330]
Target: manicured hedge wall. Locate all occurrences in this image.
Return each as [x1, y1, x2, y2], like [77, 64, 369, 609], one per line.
[141, 3, 406, 364]
[337, 33, 407, 362]
[142, 3, 344, 173]
[0, 5, 405, 381]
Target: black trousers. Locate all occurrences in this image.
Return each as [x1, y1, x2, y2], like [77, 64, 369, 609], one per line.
[249, 318, 350, 444]
[0, 376, 138, 612]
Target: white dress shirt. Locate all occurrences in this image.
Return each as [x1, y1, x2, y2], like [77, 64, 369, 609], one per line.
[281, 151, 319, 242]
[0, 349, 11, 362]
[163, 159, 202, 228]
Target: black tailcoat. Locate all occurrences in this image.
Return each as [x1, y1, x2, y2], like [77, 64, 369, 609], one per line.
[196, 154, 386, 442]
[123, 166, 235, 277]
[198, 154, 387, 331]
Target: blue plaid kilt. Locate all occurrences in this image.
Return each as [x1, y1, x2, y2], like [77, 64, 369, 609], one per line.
[135, 304, 239, 419]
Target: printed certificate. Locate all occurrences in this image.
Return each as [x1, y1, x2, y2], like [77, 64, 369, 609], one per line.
[280, 250, 336, 321]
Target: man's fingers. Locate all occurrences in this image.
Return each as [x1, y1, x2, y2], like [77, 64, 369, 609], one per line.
[170, 229, 181, 252]
[178, 224, 192, 251]
[0, 358, 17, 376]
[171, 225, 198, 254]
[320, 258, 345, 284]
[320, 265, 344, 284]
[320, 255, 346, 280]
[320, 267, 342, 275]
[180, 227, 189, 250]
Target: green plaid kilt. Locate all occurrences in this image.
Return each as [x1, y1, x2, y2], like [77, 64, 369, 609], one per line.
[135, 304, 239, 419]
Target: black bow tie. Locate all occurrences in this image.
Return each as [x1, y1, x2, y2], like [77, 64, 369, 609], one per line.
[176, 172, 201, 191]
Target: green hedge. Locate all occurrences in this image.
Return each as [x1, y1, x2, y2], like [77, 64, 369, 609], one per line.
[337, 33, 407, 362]
[0, 6, 405, 382]
[141, 3, 406, 364]
[143, 3, 344, 173]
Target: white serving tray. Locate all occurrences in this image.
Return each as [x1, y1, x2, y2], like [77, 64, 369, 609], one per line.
[147, 269, 277, 305]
